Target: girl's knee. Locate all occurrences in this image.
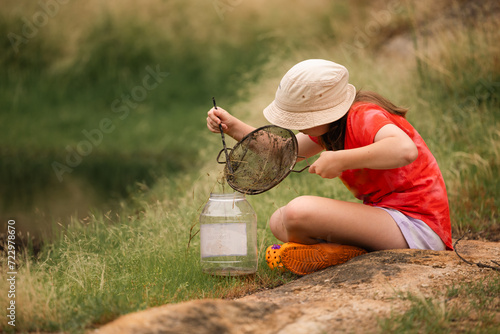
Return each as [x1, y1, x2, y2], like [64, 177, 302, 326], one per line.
[278, 196, 315, 230]
[269, 207, 287, 242]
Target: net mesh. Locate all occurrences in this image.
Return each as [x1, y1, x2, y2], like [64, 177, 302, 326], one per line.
[225, 126, 297, 194]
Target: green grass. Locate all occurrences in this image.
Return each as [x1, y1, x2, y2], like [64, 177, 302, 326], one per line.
[378, 275, 500, 333]
[1, 173, 297, 332]
[0, 0, 277, 238]
[1, 0, 499, 332]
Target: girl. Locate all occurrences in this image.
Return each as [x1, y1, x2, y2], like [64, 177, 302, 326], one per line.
[207, 59, 453, 275]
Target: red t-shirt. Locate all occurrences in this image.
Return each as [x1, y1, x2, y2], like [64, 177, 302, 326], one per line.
[310, 102, 453, 250]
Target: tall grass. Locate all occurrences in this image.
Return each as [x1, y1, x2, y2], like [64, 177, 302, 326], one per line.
[408, 1, 500, 236]
[0, 0, 499, 332]
[1, 168, 299, 332]
[378, 274, 500, 333]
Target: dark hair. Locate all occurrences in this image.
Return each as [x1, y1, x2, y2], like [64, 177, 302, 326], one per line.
[319, 90, 408, 151]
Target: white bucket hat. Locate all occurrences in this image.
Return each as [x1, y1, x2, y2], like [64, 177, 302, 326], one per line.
[263, 59, 356, 130]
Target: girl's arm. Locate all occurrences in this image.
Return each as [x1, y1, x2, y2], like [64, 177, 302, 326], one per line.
[207, 107, 255, 141]
[207, 109, 326, 158]
[296, 133, 324, 161]
[309, 124, 418, 179]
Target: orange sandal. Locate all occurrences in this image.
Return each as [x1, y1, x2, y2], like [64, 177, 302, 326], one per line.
[278, 242, 367, 275]
[265, 244, 285, 271]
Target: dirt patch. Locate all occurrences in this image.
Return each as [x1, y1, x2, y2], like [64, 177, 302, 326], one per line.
[95, 240, 499, 334]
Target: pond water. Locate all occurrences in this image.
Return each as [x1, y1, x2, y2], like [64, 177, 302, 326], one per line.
[0, 151, 172, 252]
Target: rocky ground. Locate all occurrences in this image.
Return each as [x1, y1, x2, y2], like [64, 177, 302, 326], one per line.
[95, 239, 499, 334]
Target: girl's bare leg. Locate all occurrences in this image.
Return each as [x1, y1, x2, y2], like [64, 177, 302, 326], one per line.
[269, 196, 409, 251]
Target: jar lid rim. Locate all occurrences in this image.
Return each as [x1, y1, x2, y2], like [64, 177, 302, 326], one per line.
[209, 192, 245, 198]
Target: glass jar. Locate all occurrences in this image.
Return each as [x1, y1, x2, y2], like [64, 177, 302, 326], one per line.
[199, 192, 257, 276]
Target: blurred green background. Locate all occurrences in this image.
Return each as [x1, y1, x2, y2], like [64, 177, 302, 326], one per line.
[0, 0, 281, 241]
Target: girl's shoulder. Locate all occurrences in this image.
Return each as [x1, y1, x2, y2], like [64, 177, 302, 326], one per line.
[346, 102, 407, 146]
[350, 102, 386, 113]
[348, 102, 391, 124]
[349, 102, 403, 124]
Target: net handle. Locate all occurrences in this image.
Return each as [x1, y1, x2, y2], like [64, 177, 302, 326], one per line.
[216, 148, 233, 164]
[213, 97, 234, 174]
[290, 156, 310, 173]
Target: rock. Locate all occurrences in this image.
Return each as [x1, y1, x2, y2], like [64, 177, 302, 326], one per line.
[95, 240, 499, 334]
[93, 299, 284, 334]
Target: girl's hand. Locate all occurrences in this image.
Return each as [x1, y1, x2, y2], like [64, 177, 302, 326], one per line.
[207, 107, 232, 133]
[309, 151, 344, 179]
[206, 107, 256, 142]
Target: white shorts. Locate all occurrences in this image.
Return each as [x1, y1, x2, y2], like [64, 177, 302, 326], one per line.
[377, 207, 446, 251]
